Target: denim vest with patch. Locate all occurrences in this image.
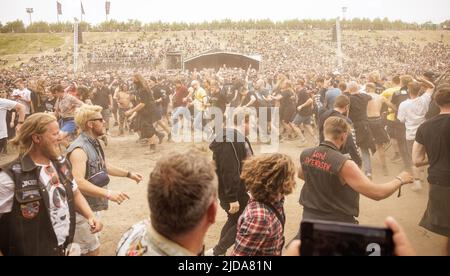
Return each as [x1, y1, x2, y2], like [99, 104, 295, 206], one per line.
[67, 133, 110, 212]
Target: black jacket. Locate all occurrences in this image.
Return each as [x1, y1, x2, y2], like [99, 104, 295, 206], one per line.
[209, 128, 253, 203]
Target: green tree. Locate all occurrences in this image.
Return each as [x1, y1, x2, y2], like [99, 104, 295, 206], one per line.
[26, 21, 50, 33]
[2, 20, 26, 33]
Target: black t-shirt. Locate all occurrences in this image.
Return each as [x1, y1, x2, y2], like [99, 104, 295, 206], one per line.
[92, 86, 111, 109]
[415, 114, 450, 184]
[222, 84, 235, 104]
[297, 89, 313, 116]
[391, 87, 409, 120]
[209, 91, 228, 113]
[425, 101, 440, 120]
[239, 91, 256, 107]
[160, 84, 171, 107]
[152, 85, 163, 106]
[44, 98, 57, 112]
[375, 83, 385, 95]
[280, 90, 296, 110]
[138, 88, 155, 120]
[347, 93, 371, 123]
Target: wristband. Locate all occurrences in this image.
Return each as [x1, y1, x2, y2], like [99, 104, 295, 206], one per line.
[127, 171, 132, 178]
[106, 190, 112, 200]
[396, 177, 403, 198]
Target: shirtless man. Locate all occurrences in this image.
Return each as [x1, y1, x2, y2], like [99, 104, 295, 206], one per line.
[366, 83, 396, 176]
[114, 83, 132, 136]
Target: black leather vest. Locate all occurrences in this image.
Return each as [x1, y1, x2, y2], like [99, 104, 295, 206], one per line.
[0, 155, 76, 256]
[300, 141, 360, 220]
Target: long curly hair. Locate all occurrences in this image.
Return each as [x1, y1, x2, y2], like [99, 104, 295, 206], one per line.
[241, 153, 296, 203]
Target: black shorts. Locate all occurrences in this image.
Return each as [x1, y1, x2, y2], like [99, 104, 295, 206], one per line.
[153, 105, 163, 121]
[386, 120, 405, 141]
[140, 120, 157, 139]
[368, 117, 390, 145]
[280, 107, 296, 123]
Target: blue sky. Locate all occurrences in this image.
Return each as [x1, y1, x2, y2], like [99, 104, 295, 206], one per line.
[1, 0, 449, 25]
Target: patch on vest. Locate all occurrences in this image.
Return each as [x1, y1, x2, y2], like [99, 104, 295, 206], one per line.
[20, 201, 40, 219]
[116, 220, 149, 256]
[22, 180, 38, 188]
[11, 164, 22, 173]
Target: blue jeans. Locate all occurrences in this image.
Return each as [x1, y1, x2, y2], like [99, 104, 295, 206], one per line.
[171, 106, 191, 136]
[361, 147, 372, 175]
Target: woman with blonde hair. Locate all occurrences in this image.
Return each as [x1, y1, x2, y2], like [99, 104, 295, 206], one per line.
[232, 153, 296, 256]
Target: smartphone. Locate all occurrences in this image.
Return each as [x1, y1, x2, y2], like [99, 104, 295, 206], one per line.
[300, 220, 394, 256]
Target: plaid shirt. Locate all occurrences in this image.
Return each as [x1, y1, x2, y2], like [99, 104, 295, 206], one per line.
[232, 198, 285, 256]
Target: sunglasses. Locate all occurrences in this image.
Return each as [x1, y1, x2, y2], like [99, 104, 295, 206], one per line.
[89, 118, 104, 123]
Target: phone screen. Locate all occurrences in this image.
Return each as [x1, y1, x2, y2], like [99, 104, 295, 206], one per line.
[300, 220, 394, 256]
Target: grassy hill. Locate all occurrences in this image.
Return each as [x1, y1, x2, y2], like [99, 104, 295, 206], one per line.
[0, 33, 66, 56]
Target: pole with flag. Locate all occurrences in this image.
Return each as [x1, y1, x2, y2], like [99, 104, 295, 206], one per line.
[105, 1, 110, 22]
[56, 1, 62, 23]
[81, 1, 85, 22]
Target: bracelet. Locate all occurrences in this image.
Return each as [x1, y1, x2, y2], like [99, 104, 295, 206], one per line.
[17, 121, 24, 124]
[106, 190, 112, 200]
[126, 171, 131, 178]
[396, 177, 403, 198]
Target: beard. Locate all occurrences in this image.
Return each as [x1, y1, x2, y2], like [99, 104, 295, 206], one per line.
[93, 127, 105, 137]
[42, 140, 61, 160]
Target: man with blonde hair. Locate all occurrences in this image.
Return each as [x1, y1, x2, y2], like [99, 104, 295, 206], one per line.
[67, 105, 143, 256]
[0, 113, 102, 256]
[190, 80, 208, 138]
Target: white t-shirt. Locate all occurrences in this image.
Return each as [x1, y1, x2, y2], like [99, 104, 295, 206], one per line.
[397, 91, 432, 141]
[11, 88, 31, 115]
[0, 163, 78, 245]
[0, 98, 17, 139]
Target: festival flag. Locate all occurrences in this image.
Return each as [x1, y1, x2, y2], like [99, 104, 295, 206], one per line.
[57, 1, 62, 15]
[81, 1, 85, 15]
[105, 1, 111, 15]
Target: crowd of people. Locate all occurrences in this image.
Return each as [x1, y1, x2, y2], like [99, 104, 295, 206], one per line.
[0, 29, 449, 256]
[85, 40, 158, 71]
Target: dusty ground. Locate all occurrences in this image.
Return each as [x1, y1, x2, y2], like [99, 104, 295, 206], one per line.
[1, 128, 447, 256]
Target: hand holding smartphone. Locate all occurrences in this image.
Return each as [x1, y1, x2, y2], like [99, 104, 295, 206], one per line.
[300, 220, 395, 256]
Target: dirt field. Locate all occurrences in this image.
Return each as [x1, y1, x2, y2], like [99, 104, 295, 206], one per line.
[1, 128, 447, 256]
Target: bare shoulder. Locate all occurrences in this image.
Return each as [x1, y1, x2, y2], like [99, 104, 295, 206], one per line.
[69, 148, 88, 162]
